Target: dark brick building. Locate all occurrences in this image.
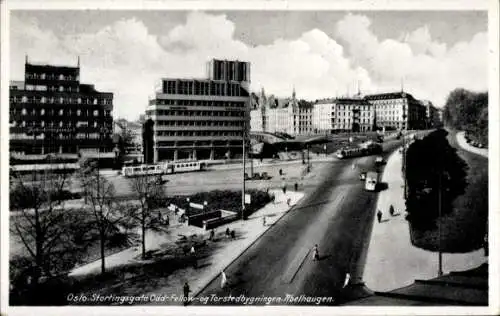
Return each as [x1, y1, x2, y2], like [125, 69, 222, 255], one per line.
[9, 59, 114, 156]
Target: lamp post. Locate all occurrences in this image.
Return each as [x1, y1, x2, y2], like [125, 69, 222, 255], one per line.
[242, 121, 246, 220]
[203, 200, 208, 215]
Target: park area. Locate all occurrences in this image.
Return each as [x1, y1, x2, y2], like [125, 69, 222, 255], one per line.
[405, 129, 488, 253]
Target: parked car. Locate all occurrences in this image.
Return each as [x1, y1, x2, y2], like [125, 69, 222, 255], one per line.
[261, 172, 270, 180]
[375, 156, 385, 165]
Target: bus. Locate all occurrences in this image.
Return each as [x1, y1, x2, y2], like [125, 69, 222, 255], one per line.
[365, 171, 378, 191]
[122, 160, 207, 177]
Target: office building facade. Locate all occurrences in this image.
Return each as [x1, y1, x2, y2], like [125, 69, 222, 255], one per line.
[9, 59, 114, 156]
[146, 59, 251, 162]
[365, 92, 426, 130]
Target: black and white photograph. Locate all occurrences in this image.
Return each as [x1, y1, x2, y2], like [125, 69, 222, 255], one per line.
[1, 0, 498, 315]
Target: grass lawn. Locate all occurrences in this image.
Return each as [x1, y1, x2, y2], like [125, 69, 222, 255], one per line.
[410, 130, 488, 252]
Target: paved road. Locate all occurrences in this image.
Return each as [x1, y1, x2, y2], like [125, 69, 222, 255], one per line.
[193, 139, 405, 305]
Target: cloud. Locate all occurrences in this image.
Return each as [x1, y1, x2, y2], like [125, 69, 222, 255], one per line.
[335, 13, 488, 106]
[10, 12, 487, 120]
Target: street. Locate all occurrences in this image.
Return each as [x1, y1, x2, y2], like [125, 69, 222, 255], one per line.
[193, 139, 404, 305]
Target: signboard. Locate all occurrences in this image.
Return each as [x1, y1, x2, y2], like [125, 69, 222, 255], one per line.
[244, 194, 251, 204]
[189, 202, 204, 210]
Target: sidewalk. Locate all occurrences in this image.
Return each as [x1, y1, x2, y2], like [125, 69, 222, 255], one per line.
[69, 189, 304, 303]
[456, 131, 488, 158]
[363, 148, 486, 292]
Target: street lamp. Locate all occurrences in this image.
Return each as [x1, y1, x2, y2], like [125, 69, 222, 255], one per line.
[203, 200, 208, 215]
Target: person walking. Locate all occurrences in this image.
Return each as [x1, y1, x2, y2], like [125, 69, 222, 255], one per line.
[283, 184, 287, 194]
[312, 244, 320, 261]
[220, 270, 228, 289]
[287, 197, 291, 206]
[262, 216, 266, 227]
[166, 215, 170, 226]
[209, 229, 215, 241]
[343, 273, 351, 288]
[225, 227, 230, 238]
[294, 182, 298, 191]
[231, 230, 236, 239]
[183, 282, 191, 306]
[389, 205, 395, 216]
[377, 210, 382, 223]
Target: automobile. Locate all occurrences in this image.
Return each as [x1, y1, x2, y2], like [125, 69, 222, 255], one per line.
[375, 156, 385, 165]
[261, 172, 270, 180]
[359, 172, 367, 181]
[252, 173, 261, 180]
[244, 173, 251, 180]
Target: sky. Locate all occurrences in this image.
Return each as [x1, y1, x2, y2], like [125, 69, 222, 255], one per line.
[10, 10, 488, 120]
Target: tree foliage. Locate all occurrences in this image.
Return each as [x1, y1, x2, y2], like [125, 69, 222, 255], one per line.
[443, 88, 488, 145]
[405, 129, 468, 230]
[79, 167, 128, 274]
[127, 174, 167, 259]
[10, 169, 77, 285]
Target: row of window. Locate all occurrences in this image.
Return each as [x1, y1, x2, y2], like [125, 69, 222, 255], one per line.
[10, 95, 112, 105]
[156, 120, 244, 127]
[11, 132, 104, 140]
[11, 120, 110, 129]
[152, 110, 244, 117]
[162, 80, 248, 97]
[26, 73, 79, 81]
[157, 131, 243, 137]
[153, 99, 246, 107]
[11, 108, 111, 117]
[25, 85, 79, 93]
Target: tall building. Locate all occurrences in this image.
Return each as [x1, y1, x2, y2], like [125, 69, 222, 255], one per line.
[365, 91, 426, 130]
[146, 59, 251, 162]
[9, 58, 114, 156]
[333, 97, 375, 132]
[249, 88, 313, 136]
[312, 100, 335, 134]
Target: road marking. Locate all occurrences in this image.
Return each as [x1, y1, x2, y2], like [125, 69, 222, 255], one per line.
[281, 247, 311, 284]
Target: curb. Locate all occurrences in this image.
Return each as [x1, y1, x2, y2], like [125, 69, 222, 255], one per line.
[191, 193, 305, 299]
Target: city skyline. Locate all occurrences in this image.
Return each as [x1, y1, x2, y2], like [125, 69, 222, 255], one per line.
[10, 10, 487, 120]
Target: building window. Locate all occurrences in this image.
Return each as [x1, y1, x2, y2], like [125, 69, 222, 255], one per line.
[77, 110, 81, 116]
[59, 86, 64, 92]
[59, 121, 63, 127]
[93, 110, 99, 116]
[59, 109, 64, 116]
[78, 97, 82, 104]
[21, 108, 27, 115]
[41, 121, 45, 127]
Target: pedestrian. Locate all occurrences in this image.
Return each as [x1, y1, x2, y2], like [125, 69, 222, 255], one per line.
[262, 216, 266, 226]
[166, 215, 170, 226]
[209, 229, 215, 241]
[231, 230, 236, 239]
[343, 273, 351, 288]
[225, 227, 230, 238]
[279, 168, 283, 176]
[190, 245, 195, 255]
[220, 270, 228, 289]
[183, 282, 191, 306]
[287, 197, 291, 206]
[377, 210, 382, 223]
[158, 211, 162, 223]
[352, 163, 356, 170]
[312, 244, 320, 261]
[389, 205, 395, 216]
[283, 185, 287, 194]
[294, 182, 298, 191]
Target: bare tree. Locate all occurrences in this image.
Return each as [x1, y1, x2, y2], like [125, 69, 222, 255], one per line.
[128, 174, 166, 259]
[79, 165, 125, 274]
[10, 166, 73, 285]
